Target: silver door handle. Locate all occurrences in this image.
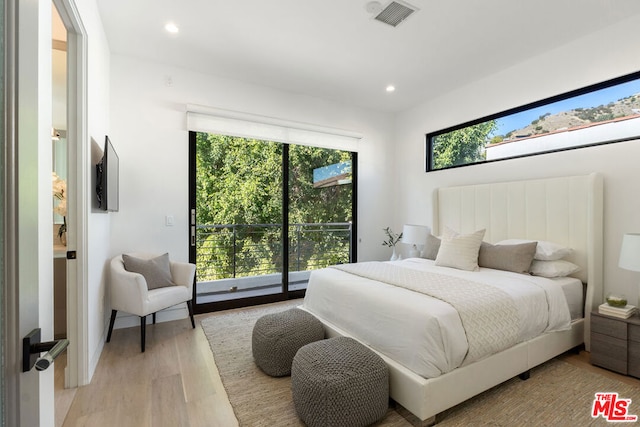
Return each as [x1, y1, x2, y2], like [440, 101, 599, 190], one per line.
[22, 328, 69, 372]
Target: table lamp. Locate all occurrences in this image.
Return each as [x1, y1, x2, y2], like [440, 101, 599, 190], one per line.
[618, 233, 640, 307]
[402, 224, 430, 258]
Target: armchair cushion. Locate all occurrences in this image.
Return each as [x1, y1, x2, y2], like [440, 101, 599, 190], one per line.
[123, 253, 176, 290]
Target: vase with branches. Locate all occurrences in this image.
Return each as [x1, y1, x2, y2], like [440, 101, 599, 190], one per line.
[382, 227, 402, 261]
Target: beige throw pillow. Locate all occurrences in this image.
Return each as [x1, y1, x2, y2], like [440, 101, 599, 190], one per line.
[122, 253, 176, 290]
[496, 239, 572, 261]
[435, 228, 485, 271]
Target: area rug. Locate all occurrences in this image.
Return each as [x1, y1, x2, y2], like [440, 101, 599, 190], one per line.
[201, 300, 640, 426]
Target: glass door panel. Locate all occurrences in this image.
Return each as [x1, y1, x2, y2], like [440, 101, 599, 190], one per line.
[287, 145, 354, 291]
[192, 132, 283, 308]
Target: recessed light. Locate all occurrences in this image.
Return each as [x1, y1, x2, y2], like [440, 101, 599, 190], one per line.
[165, 22, 179, 34]
[386, 85, 396, 93]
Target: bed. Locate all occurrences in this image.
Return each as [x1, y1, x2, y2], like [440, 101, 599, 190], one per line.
[300, 173, 604, 424]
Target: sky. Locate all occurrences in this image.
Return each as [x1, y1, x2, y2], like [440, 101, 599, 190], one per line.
[494, 79, 640, 136]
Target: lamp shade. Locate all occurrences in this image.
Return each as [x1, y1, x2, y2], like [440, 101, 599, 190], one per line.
[619, 233, 640, 272]
[402, 224, 430, 246]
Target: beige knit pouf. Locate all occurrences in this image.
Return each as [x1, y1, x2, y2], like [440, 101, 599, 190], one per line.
[291, 336, 389, 427]
[251, 308, 324, 377]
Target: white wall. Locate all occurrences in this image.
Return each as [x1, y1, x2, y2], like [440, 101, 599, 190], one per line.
[107, 55, 396, 325]
[394, 14, 640, 299]
[74, 0, 112, 379]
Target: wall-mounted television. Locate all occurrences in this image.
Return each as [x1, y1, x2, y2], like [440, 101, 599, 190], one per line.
[96, 136, 119, 212]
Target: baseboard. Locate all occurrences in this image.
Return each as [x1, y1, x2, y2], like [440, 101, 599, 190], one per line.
[89, 335, 105, 382]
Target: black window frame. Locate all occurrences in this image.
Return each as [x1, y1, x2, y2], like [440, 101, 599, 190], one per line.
[426, 70, 640, 172]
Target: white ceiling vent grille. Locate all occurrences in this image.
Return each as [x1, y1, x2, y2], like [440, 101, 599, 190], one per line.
[374, 1, 418, 27]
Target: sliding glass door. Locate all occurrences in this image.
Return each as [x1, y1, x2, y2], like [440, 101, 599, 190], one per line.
[189, 131, 356, 312]
[287, 145, 355, 291]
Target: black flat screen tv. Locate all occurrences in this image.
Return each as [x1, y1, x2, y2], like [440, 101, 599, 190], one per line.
[96, 136, 119, 212]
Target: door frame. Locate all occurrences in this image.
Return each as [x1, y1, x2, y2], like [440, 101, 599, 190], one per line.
[53, 0, 90, 389]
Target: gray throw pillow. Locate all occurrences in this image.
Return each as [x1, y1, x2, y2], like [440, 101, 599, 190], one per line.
[122, 253, 176, 290]
[423, 233, 441, 260]
[478, 241, 537, 274]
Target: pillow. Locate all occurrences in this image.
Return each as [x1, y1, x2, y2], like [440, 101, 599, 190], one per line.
[478, 241, 537, 274]
[496, 239, 573, 261]
[422, 232, 441, 260]
[529, 259, 580, 278]
[122, 253, 176, 290]
[435, 228, 485, 271]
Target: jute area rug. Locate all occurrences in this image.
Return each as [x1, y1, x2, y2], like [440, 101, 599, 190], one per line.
[201, 300, 640, 426]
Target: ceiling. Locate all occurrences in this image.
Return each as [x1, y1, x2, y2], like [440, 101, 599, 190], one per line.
[96, 0, 640, 113]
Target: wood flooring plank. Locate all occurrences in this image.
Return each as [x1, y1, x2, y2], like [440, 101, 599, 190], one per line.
[177, 325, 219, 403]
[55, 354, 77, 427]
[151, 374, 191, 427]
[186, 394, 239, 427]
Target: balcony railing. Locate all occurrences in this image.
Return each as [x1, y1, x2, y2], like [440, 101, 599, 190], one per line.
[195, 222, 352, 283]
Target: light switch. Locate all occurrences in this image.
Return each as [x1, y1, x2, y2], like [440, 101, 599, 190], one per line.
[166, 215, 175, 226]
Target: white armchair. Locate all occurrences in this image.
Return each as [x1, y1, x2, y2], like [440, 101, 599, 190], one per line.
[106, 253, 196, 352]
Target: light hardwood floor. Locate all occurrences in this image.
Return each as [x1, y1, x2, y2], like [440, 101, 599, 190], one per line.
[59, 314, 238, 427]
[57, 314, 640, 427]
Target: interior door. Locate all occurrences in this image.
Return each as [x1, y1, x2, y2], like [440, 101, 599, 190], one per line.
[3, 0, 57, 425]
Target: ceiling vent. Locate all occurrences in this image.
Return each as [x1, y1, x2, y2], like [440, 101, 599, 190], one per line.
[371, 1, 418, 27]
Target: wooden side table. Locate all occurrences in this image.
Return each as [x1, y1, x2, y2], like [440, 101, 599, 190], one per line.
[590, 310, 640, 378]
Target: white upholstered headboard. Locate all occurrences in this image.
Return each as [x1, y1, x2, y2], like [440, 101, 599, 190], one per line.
[433, 173, 604, 349]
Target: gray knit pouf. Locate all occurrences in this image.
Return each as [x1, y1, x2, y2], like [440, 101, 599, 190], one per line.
[252, 308, 324, 377]
[291, 336, 389, 427]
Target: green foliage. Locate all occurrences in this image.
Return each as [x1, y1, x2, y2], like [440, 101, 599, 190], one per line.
[431, 120, 497, 169]
[195, 133, 352, 280]
[196, 133, 282, 227]
[576, 105, 615, 123]
[288, 144, 352, 224]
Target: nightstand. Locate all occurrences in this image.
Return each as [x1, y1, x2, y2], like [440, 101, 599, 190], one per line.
[590, 310, 640, 378]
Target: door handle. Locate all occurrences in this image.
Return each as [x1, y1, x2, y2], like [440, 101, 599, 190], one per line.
[22, 328, 70, 372]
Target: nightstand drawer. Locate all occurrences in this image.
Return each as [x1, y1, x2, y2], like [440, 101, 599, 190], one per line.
[592, 314, 627, 340]
[629, 341, 640, 378]
[629, 324, 640, 343]
[591, 332, 627, 374]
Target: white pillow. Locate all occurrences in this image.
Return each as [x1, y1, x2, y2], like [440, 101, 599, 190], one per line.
[496, 239, 573, 261]
[435, 228, 486, 271]
[529, 260, 580, 278]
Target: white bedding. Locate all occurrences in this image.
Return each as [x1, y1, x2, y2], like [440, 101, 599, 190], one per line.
[302, 258, 572, 379]
[554, 276, 584, 320]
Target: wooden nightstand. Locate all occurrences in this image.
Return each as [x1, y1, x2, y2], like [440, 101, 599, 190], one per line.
[590, 310, 640, 378]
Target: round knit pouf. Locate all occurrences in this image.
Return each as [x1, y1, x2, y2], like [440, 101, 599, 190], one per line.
[291, 336, 389, 427]
[251, 308, 324, 377]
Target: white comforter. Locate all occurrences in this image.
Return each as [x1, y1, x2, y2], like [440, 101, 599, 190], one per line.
[301, 258, 571, 379]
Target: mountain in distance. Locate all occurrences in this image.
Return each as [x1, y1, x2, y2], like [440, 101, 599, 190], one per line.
[503, 92, 640, 140]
